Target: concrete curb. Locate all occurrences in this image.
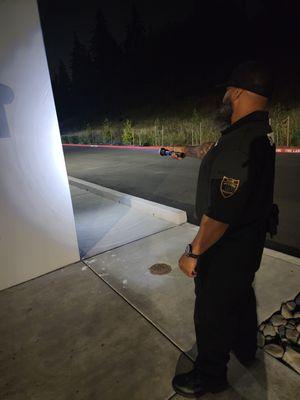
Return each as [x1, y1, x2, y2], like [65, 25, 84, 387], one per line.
[263, 248, 300, 266]
[68, 177, 300, 263]
[68, 176, 187, 225]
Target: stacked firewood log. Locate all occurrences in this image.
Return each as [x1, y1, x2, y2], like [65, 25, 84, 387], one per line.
[257, 292, 300, 374]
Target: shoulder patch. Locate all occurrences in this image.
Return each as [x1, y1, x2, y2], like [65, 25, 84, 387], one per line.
[220, 176, 240, 198]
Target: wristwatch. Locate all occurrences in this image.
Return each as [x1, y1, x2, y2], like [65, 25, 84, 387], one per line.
[184, 243, 200, 259]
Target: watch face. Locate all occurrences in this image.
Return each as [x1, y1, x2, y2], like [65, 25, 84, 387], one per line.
[185, 244, 191, 254]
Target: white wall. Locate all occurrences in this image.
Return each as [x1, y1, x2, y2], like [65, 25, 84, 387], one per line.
[0, 0, 80, 290]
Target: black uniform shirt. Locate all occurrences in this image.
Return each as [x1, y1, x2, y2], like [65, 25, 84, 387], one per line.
[195, 110, 276, 234]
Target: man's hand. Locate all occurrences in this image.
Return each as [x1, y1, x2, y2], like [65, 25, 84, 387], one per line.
[171, 146, 186, 160]
[172, 142, 215, 160]
[178, 254, 198, 278]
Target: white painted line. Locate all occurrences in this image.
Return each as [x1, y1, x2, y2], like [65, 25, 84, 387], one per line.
[68, 176, 187, 225]
[263, 247, 300, 266]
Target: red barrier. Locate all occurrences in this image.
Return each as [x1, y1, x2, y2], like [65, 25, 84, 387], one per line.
[62, 144, 300, 153]
[62, 143, 161, 150]
[276, 147, 300, 153]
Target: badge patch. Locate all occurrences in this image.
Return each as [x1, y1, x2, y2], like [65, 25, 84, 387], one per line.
[220, 176, 240, 198]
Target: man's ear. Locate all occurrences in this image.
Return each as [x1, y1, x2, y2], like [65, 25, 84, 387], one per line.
[231, 88, 243, 101]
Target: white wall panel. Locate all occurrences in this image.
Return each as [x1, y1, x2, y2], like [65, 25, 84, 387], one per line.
[0, 0, 80, 290]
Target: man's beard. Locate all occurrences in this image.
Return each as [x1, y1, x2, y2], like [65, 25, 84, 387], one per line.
[214, 97, 233, 130]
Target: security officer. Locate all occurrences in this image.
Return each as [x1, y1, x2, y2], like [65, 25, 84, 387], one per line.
[171, 61, 276, 397]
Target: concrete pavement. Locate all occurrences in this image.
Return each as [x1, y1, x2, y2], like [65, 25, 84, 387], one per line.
[1, 181, 299, 399]
[1, 226, 299, 399]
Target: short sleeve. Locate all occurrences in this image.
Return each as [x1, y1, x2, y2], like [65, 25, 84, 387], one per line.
[204, 149, 251, 225]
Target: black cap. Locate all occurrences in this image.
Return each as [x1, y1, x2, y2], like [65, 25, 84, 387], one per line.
[217, 61, 273, 98]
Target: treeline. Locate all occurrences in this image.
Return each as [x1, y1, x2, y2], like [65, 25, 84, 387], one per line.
[61, 113, 219, 146]
[61, 103, 300, 147]
[52, 3, 158, 130]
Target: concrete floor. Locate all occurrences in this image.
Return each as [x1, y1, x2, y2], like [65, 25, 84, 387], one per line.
[0, 262, 192, 400]
[1, 181, 299, 400]
[1, 224, 299, 399]
[85, 224, 300, 352]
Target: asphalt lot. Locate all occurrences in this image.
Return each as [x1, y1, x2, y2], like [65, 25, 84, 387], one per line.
[63, 146, 300, 257]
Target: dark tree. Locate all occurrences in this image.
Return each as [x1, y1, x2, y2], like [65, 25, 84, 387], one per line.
[70, 32, 92, 115]
[89, 10, 122, 116]
[70, 33, 90, 87]
[121, 3, 147, 109]
[123, 3, 146, 56]
[89, 10, 121, 74]
[55, 59, 72, 120]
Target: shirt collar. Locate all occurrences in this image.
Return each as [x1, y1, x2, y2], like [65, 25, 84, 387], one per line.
[221, 110, 270, 136]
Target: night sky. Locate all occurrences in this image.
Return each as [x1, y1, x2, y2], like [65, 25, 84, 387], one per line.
[38, 0, 194, 71]
[38, 0, 282, 72]
[37, 0, 300, 127]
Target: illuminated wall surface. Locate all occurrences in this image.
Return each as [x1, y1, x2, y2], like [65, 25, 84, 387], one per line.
[0, 0, 80, 290]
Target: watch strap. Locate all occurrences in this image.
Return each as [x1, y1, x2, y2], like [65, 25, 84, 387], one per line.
[185, 243, 200, 258]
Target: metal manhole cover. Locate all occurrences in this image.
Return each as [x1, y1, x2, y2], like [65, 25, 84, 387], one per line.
[149, 263, 172, 275]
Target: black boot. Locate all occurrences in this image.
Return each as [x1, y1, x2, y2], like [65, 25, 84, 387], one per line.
[172, 368, 229, 398]
[231, 348, 257, 367]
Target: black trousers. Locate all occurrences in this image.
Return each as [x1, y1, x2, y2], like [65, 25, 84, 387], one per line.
[193, 223, 266, 380]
